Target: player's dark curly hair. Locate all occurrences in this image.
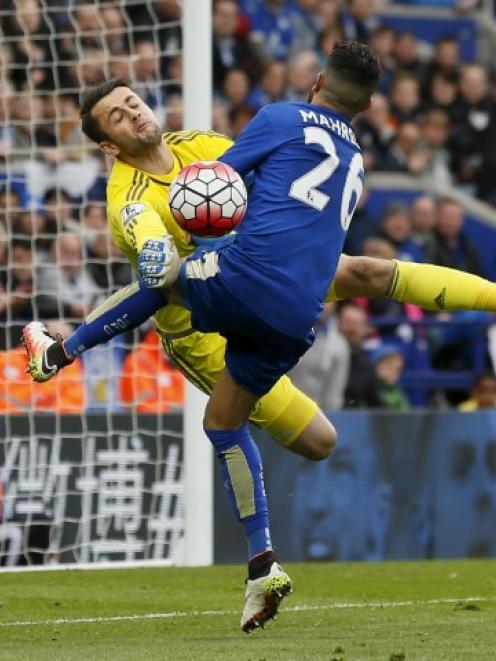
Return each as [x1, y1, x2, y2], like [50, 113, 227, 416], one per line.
[324, 41, 381, 115]
[80, 77, 134, 143]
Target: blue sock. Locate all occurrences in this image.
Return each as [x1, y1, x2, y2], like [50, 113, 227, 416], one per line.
[64, 283, 166, 357]
[205, 424, 272, 560]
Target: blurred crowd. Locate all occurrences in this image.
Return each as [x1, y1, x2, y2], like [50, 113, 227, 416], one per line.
[0, 0, 496, 412]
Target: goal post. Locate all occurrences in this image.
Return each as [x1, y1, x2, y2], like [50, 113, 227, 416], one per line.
[181, 0, 214, 567]
[0, 0, 215, 570]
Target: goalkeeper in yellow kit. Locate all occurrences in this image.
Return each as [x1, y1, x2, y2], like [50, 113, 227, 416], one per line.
[23, 78, 496, 631]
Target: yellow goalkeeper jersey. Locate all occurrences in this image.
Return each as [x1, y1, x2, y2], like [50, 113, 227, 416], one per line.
[106, 129, 233, 335]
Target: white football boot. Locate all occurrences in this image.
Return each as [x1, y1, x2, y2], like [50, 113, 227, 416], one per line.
[241, 561, 293, 633]
[22, 321, 69, 382]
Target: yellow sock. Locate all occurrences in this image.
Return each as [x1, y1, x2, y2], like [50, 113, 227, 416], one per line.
[389, 260, 496, 312]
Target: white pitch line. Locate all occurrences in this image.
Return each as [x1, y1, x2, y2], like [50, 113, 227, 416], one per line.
[0, 596, 494, 628]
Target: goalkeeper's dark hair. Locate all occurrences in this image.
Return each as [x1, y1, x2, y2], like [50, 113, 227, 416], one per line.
[80, 77, 134, 143]
[323, 41, 381, 115]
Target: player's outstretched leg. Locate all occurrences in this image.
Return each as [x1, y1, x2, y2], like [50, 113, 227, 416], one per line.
[23, 322, 72, 381]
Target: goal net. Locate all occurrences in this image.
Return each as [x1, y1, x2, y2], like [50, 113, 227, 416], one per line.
[0, 0, 211, 568]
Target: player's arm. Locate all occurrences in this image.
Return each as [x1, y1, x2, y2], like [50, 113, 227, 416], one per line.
[218, 106, 279, 176]
[63, 196, 186, 358]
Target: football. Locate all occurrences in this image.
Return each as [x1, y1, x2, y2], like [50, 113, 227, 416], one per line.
[169, 160, 247, 236]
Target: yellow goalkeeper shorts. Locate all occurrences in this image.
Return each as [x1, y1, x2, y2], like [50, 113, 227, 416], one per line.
[161, 327, 318, 448]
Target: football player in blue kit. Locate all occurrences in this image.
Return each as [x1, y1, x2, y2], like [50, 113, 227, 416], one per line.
[24, 41, 381, 632]
[167, 40, 381, 628]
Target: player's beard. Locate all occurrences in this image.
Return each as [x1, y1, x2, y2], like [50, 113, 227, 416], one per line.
[126, 122, 163, 157]
[137, 121, 163, 146]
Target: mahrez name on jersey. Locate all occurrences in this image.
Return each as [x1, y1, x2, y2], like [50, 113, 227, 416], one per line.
[298, 109, 359, 148]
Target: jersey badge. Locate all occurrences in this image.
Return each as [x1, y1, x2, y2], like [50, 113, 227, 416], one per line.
[121, 203, 145, 226]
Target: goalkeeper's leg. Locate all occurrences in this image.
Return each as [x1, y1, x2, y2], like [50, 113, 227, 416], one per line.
[329, 254, 496, 312]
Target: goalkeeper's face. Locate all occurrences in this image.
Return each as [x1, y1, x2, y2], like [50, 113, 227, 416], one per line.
[93, 86, 162, 156]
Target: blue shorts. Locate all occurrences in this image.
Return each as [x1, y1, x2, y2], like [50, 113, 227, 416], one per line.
[180, 248, 315, 396]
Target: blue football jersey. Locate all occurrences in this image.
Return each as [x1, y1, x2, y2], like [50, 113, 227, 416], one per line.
[219, 102, 364, 338]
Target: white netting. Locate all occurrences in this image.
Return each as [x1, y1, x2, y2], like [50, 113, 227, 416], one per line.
[0, 0, 187, 567]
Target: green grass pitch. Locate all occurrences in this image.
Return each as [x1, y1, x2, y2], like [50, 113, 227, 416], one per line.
[0, 560, 495, 660]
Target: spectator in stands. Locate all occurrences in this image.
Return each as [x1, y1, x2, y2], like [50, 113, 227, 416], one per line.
[0, 187, 21, 233]
[478, 71, 496, 207]
[318, 0, 341, 36]
[389, 73, 422, 126]
[337, 303, 381, 409]
[450, 63, 491, 191]
[212, 0, 263, 90]
[0, 320, 84, 413]
[378, 203, 425, 263]
[339, 0, 377, 43]
[428, 71, 459, 118]
[81, 202, 106, 233]
[37, 233, 101, 322]
[247, 59, 287, 111]
[0, 78, 14, 161]
[288, 0, 320, 52]
[49, 94, 86, 160]
[72, 3, 104, 51]
[286, 49, 320, 102]
[354, 92, 395, 171]
[133, 40, 167, 125]
[425, 198, 483, 275]
[222, 68, 252, 112]
[84, 224, 132, 293]
[164, 93, 183, 132]
[127, 0, 182, 63]
[14, 210, 48, 256]
[164, 53, 182, 96]
[458, 372, 496, 411]
[316, 24, 344, 70]
[242, 0, 295, 61]
[109, 50, 133, 81]
[290, 303, 350, 411]
[76, 48, 106, 88]
[101, 5, 130, 55]
[423, 36, 460, 95]
[43, 188, 77, 239]
[410, 194, 437, 251]
[377, 122, 431, 177]
[120, 330, 185, 413]
[4, 0, 53, 91]
[419, 108, 453, 187]
[7, 239, 34, 319]
[0, 237, 33, 348]
[212, 98, 232, 135]
[0, 222, 7, 341]
[369, 25, 395, 94]
[392, 31, 425, 81]
[222, 68, 255, 136]
[372, 345, 410, 411]
[9, 94, 54, 166]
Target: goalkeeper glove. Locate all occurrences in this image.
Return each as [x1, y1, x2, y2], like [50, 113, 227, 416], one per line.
[138, 236, 181, 288]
